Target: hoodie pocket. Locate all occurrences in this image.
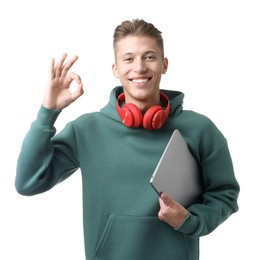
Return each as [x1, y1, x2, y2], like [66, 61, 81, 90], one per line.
[95, 214, 191, 260]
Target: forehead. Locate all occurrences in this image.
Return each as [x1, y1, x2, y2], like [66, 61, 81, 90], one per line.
[115, 35, 162, 56]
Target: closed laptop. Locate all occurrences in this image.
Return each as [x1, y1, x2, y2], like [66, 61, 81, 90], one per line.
[150, 129, 203, 207]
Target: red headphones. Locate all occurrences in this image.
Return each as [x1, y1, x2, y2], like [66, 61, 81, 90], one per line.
[116, 92, 171, 130]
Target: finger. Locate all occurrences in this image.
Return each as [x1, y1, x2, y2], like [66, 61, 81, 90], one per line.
[158, 197, 172, 223]
[55, 53, 68, 77]
[60, 55, 79, 77]
[160, 192, 174, 207]
[66, 72, 82, 85]
[71, 82, 84, 101]
[66, 72, 84, 98]
[159, 196, 168, 208]
[49, 57, 55, 80]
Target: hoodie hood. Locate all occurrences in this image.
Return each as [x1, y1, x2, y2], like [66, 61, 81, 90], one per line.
[100, 86, 184, 123]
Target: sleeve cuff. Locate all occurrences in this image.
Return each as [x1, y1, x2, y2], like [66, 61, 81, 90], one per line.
[174, 211, 199, 236]
[34, 105, 61, 128]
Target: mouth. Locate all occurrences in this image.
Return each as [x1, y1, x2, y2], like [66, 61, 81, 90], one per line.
[130, 77, 152, 83]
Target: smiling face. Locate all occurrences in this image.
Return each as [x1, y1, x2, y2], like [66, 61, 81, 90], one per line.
[112, 35, 168, 112]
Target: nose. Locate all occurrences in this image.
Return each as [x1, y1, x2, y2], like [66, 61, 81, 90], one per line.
[133, 58, 147, 74]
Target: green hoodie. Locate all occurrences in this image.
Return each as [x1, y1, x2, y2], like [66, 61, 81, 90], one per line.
[16, 86, 239, 260]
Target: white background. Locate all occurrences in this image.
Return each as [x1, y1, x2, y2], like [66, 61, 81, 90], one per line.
[0, 0, 257, 259]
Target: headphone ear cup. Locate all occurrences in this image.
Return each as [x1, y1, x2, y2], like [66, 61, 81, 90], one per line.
[116, 93, 143, 128]
[123, 103, 143, 128]
[143, 106, 164, 130]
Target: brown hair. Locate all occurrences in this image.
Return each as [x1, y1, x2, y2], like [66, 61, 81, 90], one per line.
[113, 19, 164, 58]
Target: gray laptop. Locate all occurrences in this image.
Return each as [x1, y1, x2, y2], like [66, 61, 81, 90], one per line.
[150, 129, 203, 207]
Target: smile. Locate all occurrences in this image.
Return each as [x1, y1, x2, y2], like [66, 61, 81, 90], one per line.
[130, 77, 152, 83]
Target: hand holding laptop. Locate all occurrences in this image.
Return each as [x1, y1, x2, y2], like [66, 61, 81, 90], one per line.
[158, 192, 189, 228]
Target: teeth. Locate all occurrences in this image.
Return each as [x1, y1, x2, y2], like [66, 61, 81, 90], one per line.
[132, 78, 148, 83]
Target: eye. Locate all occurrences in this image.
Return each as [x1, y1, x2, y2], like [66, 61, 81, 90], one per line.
[123, 57, 133, 62]
[145, 55, 155, 61]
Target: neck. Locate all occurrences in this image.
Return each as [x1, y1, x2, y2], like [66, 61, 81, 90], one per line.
[124, 93, 161, 114]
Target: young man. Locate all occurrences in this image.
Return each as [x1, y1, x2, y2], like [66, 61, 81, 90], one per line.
[16, 19, 240, 260]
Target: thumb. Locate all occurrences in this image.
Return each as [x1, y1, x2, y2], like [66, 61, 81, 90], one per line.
[160, 192, 173, 206]
[70, 83, 84, 103]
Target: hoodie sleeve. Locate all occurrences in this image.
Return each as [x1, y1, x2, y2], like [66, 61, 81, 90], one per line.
[175, 118, 240, 238]
[15, 106, 79, 196]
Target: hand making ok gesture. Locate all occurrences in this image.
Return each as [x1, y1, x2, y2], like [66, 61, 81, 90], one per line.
[43, 53, 84, 110]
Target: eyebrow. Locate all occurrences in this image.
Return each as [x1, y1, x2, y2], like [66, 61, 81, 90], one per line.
[122, 50, 157, 57]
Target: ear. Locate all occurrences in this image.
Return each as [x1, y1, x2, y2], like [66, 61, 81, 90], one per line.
[162, 58, 168, 74]
[112, 63, 119, 78]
